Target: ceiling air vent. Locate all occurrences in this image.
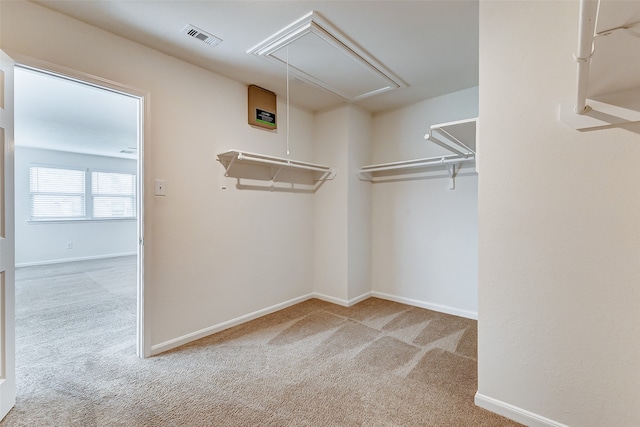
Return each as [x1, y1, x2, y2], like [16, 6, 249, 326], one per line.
[182, 24, 222, 47]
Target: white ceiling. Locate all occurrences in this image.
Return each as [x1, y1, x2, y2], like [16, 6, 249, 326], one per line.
[17, 1, 639, 158]
[16, 0, 480, 158]
[30, 0, 480, 113]
[15, 67, 139, 159]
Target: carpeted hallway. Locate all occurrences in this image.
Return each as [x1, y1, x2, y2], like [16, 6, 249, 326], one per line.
[3, 257, 520, 426]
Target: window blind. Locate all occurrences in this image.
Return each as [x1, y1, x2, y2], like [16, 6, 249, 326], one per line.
[29, 166, 86, 218]
[91, 171, 136, 218]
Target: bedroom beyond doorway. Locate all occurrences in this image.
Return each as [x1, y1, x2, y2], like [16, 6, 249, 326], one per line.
[13, 65, 144, 356]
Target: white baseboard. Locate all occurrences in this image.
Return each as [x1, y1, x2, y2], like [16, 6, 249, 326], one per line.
[16, 252, 137, 268]
[312, 291, 372, 307]
[311, 292, 348, 306]
[150, 293, 315, 356]
[475, 393, 568, 427]
[150, 291, 475, 356]
[371, 291, 477, 320]
[346, 291, 372, 306]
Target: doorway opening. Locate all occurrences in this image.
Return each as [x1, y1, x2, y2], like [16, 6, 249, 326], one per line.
[13, 65, 144, 361]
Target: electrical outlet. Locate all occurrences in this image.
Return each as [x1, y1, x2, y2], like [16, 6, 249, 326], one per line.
[67, 242, 73, 249]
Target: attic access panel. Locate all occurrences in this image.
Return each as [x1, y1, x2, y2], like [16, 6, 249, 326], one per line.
[248, 11, 406, 102]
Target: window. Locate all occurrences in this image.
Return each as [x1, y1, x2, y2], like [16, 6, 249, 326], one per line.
[30, 166, 86, 219]
[29, 166, 136, 221]
[92, 171, 136, 219]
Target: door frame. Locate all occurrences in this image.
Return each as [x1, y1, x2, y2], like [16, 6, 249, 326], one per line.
[9, 52, 150, 358]
[0, 48, 17, 421]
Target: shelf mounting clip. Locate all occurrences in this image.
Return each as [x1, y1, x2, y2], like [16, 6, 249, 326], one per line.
[447, 163, 457, 190]
[223, 156, 237, 177]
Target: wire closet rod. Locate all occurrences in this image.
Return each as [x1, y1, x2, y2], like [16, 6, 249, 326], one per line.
[360, 154, 474, 174]
[236, 152, 332, 173]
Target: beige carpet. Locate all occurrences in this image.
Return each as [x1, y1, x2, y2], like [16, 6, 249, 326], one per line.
[3, 257, 520, 426]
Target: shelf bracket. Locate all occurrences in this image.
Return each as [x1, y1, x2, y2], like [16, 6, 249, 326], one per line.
[357, 170, 372, 181]
[271, 166, 284, 182]
[217, 150, 334, 191]
[447, 164, 457, 190]
[425, 134, 468, 157]
[434, 127, 475, 155]
[223, 156, 236, 177]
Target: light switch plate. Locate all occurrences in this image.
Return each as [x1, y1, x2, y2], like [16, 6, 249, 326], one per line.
[155, 179, 166, 196]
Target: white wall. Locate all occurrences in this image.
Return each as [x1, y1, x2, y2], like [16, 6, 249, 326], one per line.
[313, 105, 372, 304]
[347, 106, 372, 301]
[15, 147, 137, 266]
[370, 87, 479, 318]
[477, 2, 640, 426]
[1, 0, 482, 361]
[313, 106, 349, 302]
[1, 0, 316, 354]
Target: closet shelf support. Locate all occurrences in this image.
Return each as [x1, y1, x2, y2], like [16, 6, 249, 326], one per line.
[271, 166, 283, 181]
[358, 154, 474, 182]
[236, 152, 331, 174]
[216, 149, 335, 191]
[359, 117, 478, 186]
[223, 155, 237, 177]
[447, 164, 457, 190]
[425, 134, 468, 157]
[574, 0, 600, 114]
[434, 127, 475, 155]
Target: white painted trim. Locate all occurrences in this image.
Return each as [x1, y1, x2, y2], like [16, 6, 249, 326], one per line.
[137, 92, 148, 358]
[312, 291, 372, 307]
[151, 292, 375, 355]
[475, 393, 569, 427]
[6, 50, 149, 101]
[312, 292, 349, 306]
[150, 294, 315, 356]
[247, 12, 406, 102]
[149, 295, 483, 359]
[10, 52, 151, 359]
[346, 291, 372, 306]
[371, 291, 477, 320]
[149, 291, 476, 356]
[15, 252, 137, 268]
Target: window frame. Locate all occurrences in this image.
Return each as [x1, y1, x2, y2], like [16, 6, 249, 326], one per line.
[90, 170, 137, 220]
[28, 164, 137, 223]
[29, 165, 88, 221]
